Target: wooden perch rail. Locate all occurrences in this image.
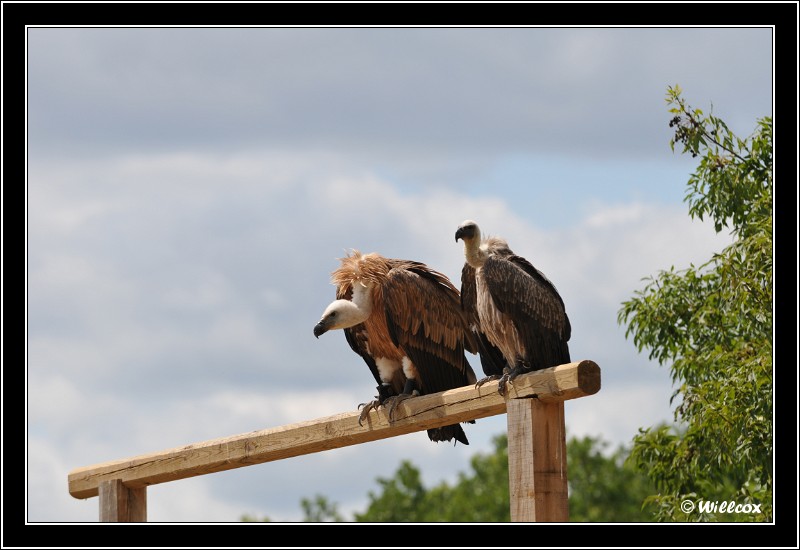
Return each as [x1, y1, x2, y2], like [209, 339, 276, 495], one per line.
[68, 360, 600, 522]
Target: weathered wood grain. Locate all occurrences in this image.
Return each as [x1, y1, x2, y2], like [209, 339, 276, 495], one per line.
[69, 360, 600, 500]
[508, 399, 569, 522]
[98, 479, 147, 522]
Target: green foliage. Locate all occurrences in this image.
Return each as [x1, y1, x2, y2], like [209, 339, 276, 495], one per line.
[437, 433, 512, 522]
[242, 433, 655, 522]
[240, 495, 344, 522]
[240, 513, 271, 522]
[354, 434, 510, 522]
[353, 459, 432, 522]
[270, 433, 653, 522]
[618, 85, 773, 522]
[300, 494, 345, 522]
[567, 435, 656, 522]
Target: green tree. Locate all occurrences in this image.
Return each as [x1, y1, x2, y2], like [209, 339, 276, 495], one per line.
[300, 494, 345, 522]
[354, 434, 511, 522]
[240, 495, 343, 522]
[350, 433, 654, 522]
[353, 459, 435, 522]
[618, 85, 773, 522]
[242, 433, 655, 522]
[240, 513, 271, 522]
[567, 435, 656, 522]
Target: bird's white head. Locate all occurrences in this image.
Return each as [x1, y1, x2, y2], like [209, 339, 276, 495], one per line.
[455, 220, 481, 243]
[313, 282, 374, 338]
[455, 219, 486, 267]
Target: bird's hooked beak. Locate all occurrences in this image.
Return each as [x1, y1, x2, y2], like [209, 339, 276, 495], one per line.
[313, 321, 328, 338]
[455, 220, 478, 243]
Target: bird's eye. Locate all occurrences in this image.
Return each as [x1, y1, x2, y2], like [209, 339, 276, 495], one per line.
[329, 312, 336, 318]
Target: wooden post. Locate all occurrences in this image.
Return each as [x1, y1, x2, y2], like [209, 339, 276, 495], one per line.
[98, 479, 147, 522]
[507, 398, 568, 522]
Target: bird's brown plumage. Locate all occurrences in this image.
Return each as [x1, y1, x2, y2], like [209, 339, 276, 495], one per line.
[315, 250, 477, 445]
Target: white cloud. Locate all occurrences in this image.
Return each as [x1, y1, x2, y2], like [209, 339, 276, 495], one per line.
[566, 378, 677, 450]
[28, 437, 102, 523]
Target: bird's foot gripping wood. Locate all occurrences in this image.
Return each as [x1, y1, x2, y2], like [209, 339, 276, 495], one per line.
[357, 383, 394, 427]
[384, 390, 420, 422]
[475, 374, 501, 389]
[384, 379, 422, 421]
[497, 370, 512, 396]
[357, 399, 382, 427]
[497, 361, 531, 396]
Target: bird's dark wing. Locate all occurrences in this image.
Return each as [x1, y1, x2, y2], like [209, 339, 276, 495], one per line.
[382, 263, 476, 394]
[482, 254, 571, 369]
[460, 262, 480, 336]
[461, 262, 506, 377]
[475, 330, 507, 378]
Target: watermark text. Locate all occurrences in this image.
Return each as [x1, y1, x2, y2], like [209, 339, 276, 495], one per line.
[681, 499, 762, 515]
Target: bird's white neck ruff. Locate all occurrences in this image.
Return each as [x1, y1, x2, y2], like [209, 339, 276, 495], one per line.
[465, 238, 489, 268]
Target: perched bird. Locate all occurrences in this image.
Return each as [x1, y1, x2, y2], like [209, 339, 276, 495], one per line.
[313, 250, 478, 445]
[455, 220, 571, 395]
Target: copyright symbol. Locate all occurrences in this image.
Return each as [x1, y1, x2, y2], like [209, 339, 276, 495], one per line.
[680, 499, 695, 513]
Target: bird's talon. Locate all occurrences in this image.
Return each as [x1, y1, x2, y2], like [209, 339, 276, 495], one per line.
[475, 375, 500, 389]
[385, 392, 417, 422]
[357, 399, 382, 427]
[387, 397, 401, 422]
[497, 373, 512, 397]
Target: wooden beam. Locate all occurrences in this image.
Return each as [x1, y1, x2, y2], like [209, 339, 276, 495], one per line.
[69, 360, 600, 500]
[98, 479, 147, 522]
[507, 399, 569, 522]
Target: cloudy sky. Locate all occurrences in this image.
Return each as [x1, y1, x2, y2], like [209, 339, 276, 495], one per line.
[25, 25, 772, 523]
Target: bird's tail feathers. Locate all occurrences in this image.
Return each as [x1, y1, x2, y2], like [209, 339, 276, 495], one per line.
[427, 424, 470, 446]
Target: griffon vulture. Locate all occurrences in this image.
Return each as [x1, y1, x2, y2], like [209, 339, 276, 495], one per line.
[455, 220, 571, 395]
[313, 250, 478, 445]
